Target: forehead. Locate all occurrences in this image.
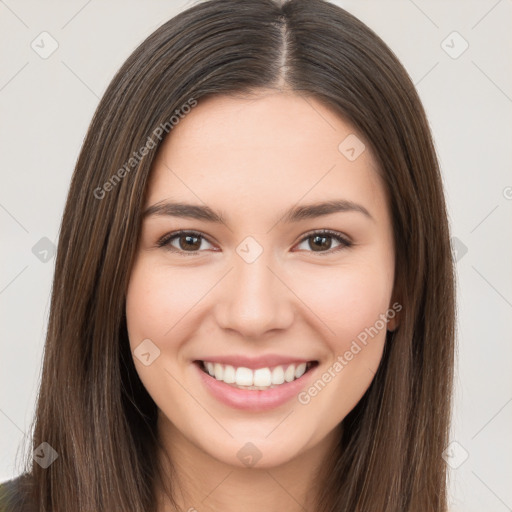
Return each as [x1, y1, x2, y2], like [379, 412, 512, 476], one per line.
[145, 91, 387, 225]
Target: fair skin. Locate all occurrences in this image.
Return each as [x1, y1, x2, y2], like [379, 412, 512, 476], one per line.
[126, 89, 398, 512]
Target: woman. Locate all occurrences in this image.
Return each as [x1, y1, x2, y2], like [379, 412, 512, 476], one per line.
[0, 0, 455, 510]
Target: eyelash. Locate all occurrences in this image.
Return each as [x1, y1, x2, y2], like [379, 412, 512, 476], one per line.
[156, 229, 353, 256]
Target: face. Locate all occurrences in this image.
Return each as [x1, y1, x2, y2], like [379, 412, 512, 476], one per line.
[126, 90, 397, 469]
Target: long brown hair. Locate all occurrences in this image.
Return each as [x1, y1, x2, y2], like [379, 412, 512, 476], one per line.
[13, 0, 455, 510]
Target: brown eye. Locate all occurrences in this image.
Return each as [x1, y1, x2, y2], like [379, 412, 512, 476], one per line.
[157, 231, 214, 254]
[176, 233, 202, 251]
[309, 234, 334, 251]
[295, 230, 352, 254]
[157, 229, 351, 256]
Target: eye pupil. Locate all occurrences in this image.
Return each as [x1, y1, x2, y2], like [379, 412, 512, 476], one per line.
[310, 235, 331, 251]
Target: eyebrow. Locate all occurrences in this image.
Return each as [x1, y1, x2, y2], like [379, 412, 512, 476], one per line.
[142, 199, 373, 225]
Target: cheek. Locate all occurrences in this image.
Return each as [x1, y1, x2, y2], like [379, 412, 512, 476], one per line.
[125, 260, 201, 408]
[127, 251, 394, 355]
[292, 261, 393, 419]
[291, 258, 393, 353]
[125, 259, 206, 345]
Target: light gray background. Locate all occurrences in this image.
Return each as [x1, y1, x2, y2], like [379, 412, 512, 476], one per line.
[1, 1, 511, 510]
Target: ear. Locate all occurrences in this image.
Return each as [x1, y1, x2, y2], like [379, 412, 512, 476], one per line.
[386, 295, 402, 332]
[387, 314, 399, 332]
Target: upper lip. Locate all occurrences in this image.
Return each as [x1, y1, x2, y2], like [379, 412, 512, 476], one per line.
[194, 354, 318, 370]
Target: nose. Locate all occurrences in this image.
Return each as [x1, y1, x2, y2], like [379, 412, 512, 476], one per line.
[214, 248, 295, 339]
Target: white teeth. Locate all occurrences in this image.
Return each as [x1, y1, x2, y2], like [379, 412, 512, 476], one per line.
[214, 363, 224, 381]
[200, 361, 314, 389]
[284, 364, 296, 383]
[271, 365, 285, 385]
[223, 364, 236, 384]
[205, 362, 215, 376]
[295, 363, 307, 379]
[253, 368, 272, 387]
[235, 367, 253, 386]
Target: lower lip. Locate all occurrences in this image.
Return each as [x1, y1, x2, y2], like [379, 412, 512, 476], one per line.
[194, 361, 318, 411]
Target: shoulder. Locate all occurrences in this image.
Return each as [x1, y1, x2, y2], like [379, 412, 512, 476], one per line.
[0, 474, 38, 512]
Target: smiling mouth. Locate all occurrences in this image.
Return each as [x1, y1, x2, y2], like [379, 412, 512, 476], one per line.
[195, 360, 319, 390]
